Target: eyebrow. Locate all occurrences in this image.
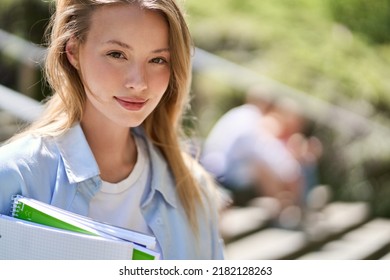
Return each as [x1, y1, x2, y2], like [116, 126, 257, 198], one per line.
[104, 40, 170, 53]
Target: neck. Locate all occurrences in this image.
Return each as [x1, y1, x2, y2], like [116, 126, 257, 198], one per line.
[80, 108, 137, 183]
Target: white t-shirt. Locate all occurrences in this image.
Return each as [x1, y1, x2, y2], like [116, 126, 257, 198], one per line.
[88, 135, 151, 235]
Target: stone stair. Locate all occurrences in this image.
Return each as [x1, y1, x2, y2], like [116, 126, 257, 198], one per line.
[220, 196, 390, 260]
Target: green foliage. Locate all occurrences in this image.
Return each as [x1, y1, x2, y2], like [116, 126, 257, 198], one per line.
[185, 0, 390, 117]
[0, 0, 51, 100]
[328, 0, 390, 44]
[185, 0, 390, 127]
[0, 0, 50, 44]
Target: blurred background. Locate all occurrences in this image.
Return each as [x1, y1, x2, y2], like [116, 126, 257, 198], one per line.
[1, 0, 390, 260]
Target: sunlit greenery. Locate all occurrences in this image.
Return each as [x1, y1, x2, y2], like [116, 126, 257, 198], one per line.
[185, 0, 390, 122]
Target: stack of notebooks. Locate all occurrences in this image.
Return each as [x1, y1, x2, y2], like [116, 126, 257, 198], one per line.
[0, 195, 160, 260]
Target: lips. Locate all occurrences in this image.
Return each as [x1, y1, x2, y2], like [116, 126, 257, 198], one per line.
[114, 96, 147, 111]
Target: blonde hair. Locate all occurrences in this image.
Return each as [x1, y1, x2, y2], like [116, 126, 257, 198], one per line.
[18, 0, 202, 230]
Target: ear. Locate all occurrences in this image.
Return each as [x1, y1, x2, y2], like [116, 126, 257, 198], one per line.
[65, 36, 80, 69]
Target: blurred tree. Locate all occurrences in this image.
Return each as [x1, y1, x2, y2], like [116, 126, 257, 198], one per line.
[0, 0, 51, 100]
[0, 0, 50, 44]
[328, 0, 390, 44]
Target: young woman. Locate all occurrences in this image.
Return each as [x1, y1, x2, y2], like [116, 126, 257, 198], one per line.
[0, 0, 225, 259]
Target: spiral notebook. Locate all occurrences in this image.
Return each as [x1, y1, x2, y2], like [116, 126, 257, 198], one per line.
[0, 195, 159, 260]
[0, 214, 134, 260]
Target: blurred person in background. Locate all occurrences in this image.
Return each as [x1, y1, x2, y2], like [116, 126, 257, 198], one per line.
[201, 86, 323, 229]
[263, 97, 323, 203]
[200, 85, 274, 206]
[200, 86, 301, 206]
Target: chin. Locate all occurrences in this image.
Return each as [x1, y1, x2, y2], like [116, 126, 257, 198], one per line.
[123, 119, 146, 128]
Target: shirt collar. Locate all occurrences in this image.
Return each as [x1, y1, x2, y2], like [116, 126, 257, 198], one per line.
[54, 123, 100, 184]
[54, 124, 178, 208]
[133, 127, 178, 209]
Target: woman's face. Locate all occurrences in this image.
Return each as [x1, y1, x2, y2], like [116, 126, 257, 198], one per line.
[68, 4, 171, 128]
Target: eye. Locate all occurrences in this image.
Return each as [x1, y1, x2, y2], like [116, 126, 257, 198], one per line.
[107, 51, 126, 59]
[150, 57, 168, 64]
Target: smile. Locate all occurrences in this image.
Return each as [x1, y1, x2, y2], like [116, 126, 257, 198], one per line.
[114, 96, 148, 111]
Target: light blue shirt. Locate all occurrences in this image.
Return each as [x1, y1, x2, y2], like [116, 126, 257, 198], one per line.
[0, 124, 225, 259]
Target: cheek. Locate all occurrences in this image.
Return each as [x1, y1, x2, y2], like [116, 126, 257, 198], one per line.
[82, 62, 119, 96]
[79, 50, 114, 86]
[151, 69, 170, 94]
[86, 57, 112, 81]
[146, 72, 170, 112]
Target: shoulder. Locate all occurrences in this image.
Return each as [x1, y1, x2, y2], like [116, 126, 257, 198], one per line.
[0, 134, 57, 164]
[0, 134, 60, 184]
[1, 135, 44, 164]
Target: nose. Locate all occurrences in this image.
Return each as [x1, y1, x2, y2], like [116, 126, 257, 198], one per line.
[124, 62, 147, 92]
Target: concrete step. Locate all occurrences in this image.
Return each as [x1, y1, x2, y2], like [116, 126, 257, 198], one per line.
[225, 227, 307, 260]
[380, 252, 390, 260]
[299, 218, 390, 260]
[224, 201, 371, 260]
[219, 206, 272, 243]
[303, 201, 370, 243]
[219, 197, 281, 243]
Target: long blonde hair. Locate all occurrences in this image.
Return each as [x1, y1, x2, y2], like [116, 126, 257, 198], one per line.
[19, 0, 202, 230]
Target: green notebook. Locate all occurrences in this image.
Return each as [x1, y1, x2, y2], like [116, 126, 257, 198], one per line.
[11, 195, 159, 260]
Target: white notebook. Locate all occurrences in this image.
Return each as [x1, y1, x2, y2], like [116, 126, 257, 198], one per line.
[9, 195, 159, 260]
[0, 215, 134, 260]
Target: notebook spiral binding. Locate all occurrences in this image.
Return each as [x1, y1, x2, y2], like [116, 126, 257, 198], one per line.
[10, 194, 23, 218]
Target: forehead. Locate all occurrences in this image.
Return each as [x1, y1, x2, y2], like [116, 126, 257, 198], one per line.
[86, 4, 169, 47]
